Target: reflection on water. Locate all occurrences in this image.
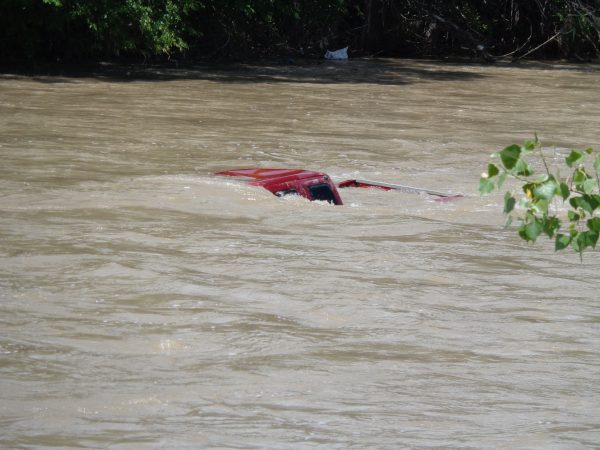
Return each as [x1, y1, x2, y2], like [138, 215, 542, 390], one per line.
[1, 59, 600, 448]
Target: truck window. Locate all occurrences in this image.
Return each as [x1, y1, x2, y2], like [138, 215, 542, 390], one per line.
[275, 189, 299, 197]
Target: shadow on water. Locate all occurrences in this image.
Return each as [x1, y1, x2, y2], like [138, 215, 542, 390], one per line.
[2, 58, 598, 88]
[0, 58, 492, 86]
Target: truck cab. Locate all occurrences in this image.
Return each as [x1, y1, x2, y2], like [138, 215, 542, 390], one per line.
[215, 168, 344, 205]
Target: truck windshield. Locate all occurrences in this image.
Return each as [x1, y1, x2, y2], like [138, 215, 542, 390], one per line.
[308, 184, 337, 204]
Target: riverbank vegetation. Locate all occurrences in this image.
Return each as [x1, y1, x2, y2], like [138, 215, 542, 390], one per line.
[2, 1, 599, 65]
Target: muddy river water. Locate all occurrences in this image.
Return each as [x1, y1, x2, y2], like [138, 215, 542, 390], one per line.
[1, 59, 599, 449]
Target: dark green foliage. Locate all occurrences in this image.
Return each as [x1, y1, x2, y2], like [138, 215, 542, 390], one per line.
[0, 0, 192, 62]
[0, 0, 598, 63]
[182, 0, 347, 58]
[500, 145, 522, 170]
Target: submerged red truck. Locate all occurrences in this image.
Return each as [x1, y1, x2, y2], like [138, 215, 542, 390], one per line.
[216, 168, 462, 205]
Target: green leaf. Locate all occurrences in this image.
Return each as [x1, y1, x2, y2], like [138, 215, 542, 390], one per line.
[559, 182, 570, 200]
[555, 233, 571, 251]
[583, 179, 598, 195]
[584, 230, 598, 248]
[594, 154, 600, 171]
[500, 144, 522, 170]
[584, 194, 600, 213]
[569, 223, 579, 237]
[534, 180, 558, 200]
[568, 210, 581, 221]
[542, 216, 560, 238]
[487, 163, 499, 178]
[572, 230, 599, 251]
[566, 150, 583, 168]
[519, 219, 543, 242]
[533, 198, 549, 214]
[514, 158, 533, 176]
[570, 196, 593, 215]
[573, 168, 588, 183]
[504, 192, 516, 214]
[585, 147, 594, 155]
[523, 140, 536, 152]
[571, 231, 582, 252]
[479, 177, 495, 195]
[588, 217, 600, 232]
[497, 172, 507, 190]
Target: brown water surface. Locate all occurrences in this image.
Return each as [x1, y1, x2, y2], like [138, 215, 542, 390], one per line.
[1, 59, 599, 449]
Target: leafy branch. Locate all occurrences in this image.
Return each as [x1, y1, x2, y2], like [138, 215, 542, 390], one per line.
[479, 136, 600, 258]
